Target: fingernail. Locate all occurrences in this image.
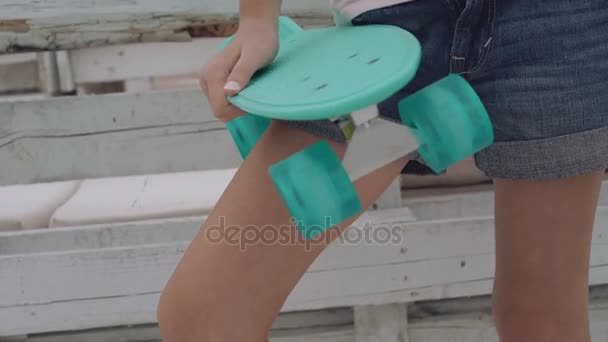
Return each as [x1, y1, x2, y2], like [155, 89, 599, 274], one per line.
[224, 81, 241, 91]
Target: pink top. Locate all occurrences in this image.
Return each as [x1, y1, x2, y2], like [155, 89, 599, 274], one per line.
[329, 0, 415, 20]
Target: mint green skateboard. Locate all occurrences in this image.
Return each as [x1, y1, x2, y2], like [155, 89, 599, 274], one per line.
[221, 17, 493, 239]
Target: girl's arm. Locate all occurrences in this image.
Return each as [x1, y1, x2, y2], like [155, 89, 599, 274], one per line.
[199, 0, 282, 122]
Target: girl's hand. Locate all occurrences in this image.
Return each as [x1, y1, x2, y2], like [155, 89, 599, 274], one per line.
[200, 21, 279, 122]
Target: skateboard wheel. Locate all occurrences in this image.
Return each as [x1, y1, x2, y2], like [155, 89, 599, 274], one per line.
[226, 114, 272, 159]
[269, 140, 362, 240]
[398, 74, 493, 173]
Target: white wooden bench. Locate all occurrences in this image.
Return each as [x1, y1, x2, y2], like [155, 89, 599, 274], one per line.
[1, 1, 608, 341]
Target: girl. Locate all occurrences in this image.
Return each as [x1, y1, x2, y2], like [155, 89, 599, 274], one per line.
[158, 1, 608, 341]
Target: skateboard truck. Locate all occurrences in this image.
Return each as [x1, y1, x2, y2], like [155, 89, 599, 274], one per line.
[221, 17, 494, 239]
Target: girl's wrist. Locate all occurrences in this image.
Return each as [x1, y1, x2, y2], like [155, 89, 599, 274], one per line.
[239, 0, 281, 29]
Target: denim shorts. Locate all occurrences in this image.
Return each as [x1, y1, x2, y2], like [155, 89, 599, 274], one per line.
[287, 0, 608, 180]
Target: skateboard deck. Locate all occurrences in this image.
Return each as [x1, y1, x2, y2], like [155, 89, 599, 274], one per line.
[226, 16, 422, 120]
[218, 17, 494, 239]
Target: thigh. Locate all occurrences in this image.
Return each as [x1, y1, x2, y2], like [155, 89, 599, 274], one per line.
[159, 120, 408, 341]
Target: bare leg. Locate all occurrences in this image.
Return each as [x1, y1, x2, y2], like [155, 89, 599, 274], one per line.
[493, 172, 604, 342]
[157, 121, 408, 342]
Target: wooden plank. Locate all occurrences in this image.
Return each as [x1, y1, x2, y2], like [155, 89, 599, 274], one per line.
[356, 174, 408, 342]
[354, 304, 409, 342]
[407, 298, 608, 342]
[271, 326, 354, 342]
[0, 206, 417, 255]
[273, 308, 353, 331]
[0, 90, 241, 185]
[0, 293, 354, 339]
[29, 297, 608, 342]
[13, 291, 608, 342]
[0, 94, 47, 103]
[1, 180, 605, 253]
[124, 78, 152, 93]
[69, 38, 224, 84]
[375, 178, 403, 210]
[0, 0, 333, 53]
[25, 325, 162, 342]
[0, 53, 36, 65]
[36, 52, 59, 95]
[403, 187, 495, 222]
[0, 183, 605, 335]
[18, 308, 352, 342]
[55, 51, 75, 93]
[23, 326, 356, 342]
[0, 293, 161, 337]
[0, 217, 204, 255]
[409, 312, 498, 342]
[1, 202, 607, 335]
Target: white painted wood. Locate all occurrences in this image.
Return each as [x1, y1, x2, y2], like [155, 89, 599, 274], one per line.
[21, 297, 608, 342]
[406, 298, 608, 342]
[0, 217, 203, 255]
[409, 313, 498, 342]
[0, 0, 333, 53]
[0, 94, 48, 103]
[271, 326, 354, 342]
[375, 178, 403, 210]
[48, 169, 237, 227]
[0, 293, 164, 337]
[70, 38, 224, 84]
[357, 156, 408, 342]
[18, 308, 352, 342]
[273, 308, 354, 331]
[36, 53, 59, 95]
[0, 180, 80, 231]
[125, 78, 152, 93]
[24, 325, 162, 342]
[355, 304, 409, 342]
[55, 51, 75, 93]
[0, 53, 37, 65]
[403, 186, 496, 221]
[0, 0, 332, 19]
[1, 196, 606, 335]
[0, 205, 415, 256]
[151, 74, 200, 91]
[401, 158, 490, 190]
[0, 90, 241, 185]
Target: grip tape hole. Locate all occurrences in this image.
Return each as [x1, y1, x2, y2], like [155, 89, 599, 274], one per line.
[367, 57, 381, 65]
[315, 84, 328, 91]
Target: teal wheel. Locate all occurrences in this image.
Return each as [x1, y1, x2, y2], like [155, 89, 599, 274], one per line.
[398, 74, 494, 173]
[269, 140, 362, 240]
[226, 114, 272, 159]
